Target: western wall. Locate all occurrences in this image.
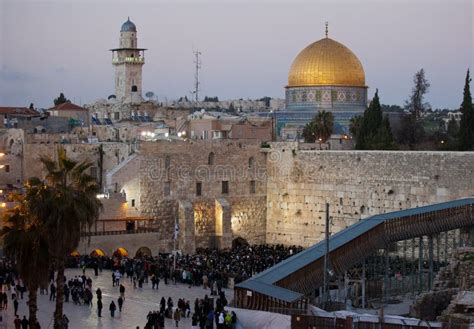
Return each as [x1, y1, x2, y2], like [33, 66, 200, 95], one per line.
[109, 139, 268, 254]
[265, 143, 474, 247]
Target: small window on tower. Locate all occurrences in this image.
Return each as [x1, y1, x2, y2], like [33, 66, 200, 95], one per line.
[222, 181, 229, 195]
[196, 182, 202, 196]
[131, 86, 138, 92]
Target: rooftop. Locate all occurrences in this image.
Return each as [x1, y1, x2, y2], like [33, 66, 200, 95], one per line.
[49, 102, 87, 112]
[0, 107, 40, 116]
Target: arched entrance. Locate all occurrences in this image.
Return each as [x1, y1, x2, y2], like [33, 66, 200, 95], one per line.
[113, 247, 129, 258]
[135, 246, 152, 258]
[232, 237, 249, 249]
[90, 249, 106, 257]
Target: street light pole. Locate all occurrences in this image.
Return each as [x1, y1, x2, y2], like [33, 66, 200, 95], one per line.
[323, 203, 330, 309]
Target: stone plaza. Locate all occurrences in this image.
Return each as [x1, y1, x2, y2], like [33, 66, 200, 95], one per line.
[1, 268, 232, 329]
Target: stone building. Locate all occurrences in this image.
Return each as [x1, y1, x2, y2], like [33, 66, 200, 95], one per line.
[0, 106, 40, 128]
[2, 119, 473, 258]
[106, 139, 268, 253]
[186, 112, 272, 141]
[48, 102, 89, 125]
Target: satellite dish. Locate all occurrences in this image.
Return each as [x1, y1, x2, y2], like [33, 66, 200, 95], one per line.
[108, 95, 116, 100]
[145, 91, 155, 99]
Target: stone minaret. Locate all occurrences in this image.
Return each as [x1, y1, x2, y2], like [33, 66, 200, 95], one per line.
[110, 17, 146, 100]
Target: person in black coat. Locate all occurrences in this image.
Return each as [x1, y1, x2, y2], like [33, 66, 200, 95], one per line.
[21, 316, 28, 329]
[13, 298, 18, 316]
[97, 298, 103, 317]
[118, 296, 124, 312]
[96, 288, 102, 300]
[109, 301, 116, 317]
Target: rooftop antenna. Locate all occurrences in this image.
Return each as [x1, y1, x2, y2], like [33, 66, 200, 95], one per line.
[193, 50, 202, 104]
[325, 21, 329, 38]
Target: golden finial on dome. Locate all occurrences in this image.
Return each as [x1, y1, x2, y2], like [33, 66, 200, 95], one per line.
[325, 22, 328, 38]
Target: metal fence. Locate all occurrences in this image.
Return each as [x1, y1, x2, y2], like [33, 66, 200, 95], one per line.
[291, 315, 472, 329]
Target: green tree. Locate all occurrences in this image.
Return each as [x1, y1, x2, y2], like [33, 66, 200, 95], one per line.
[395, 113, 425, 149]
[349, 115, 363, 140]
[53, 93, 70, 106]
[458, 69, 474, 150]
[302, 110, 334, 143]
[1, 181, 51, 329]
[356, 89, 382, 149]
[302, 120, 318, 143]
[405, 68, 430, 120]
[355, 89, 395, 150]
[446, 117, 459, 139]
[370, 116, 396, 150]
[31, 147, 102, 328]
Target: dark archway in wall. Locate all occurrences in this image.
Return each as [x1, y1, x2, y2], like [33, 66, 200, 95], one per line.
[136, 246, 152, 258]
[232, 237, 249, 249]
[131, 85, 138, 92]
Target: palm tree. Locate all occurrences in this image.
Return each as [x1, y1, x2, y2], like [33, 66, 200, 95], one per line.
[1, 181, 51, 329]
[302, 121, 318, 143]
[349, 115, 362, 140]
[302, 111, 334, 144]
[314, 110, 334, 143]
[31, 147, 101, 328]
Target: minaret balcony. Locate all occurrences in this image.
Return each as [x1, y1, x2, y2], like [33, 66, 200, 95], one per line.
[112, 57, 145, 64]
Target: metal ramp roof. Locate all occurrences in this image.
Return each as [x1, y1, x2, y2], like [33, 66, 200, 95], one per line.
[236, 198, 474, 303]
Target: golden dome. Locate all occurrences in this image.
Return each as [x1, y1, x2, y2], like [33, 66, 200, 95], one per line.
[288, 37, 366, 88]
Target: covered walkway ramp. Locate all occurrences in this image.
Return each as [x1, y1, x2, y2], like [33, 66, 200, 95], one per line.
[235, 198, 474, 313]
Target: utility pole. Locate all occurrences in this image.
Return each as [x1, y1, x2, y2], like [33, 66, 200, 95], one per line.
[323, 203, 330, 309]
[193, 50, 202, 105]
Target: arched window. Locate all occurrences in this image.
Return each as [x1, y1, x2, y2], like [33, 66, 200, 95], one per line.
[208, 152, 214, 165]
[131, 85, 138, 92]
[248, 157, 255, 169]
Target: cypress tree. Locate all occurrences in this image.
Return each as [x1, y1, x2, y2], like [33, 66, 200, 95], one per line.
[370, 116, 396, 150]
[53, 92, 70, 106]
[356, 89, 383, 149]
[459, 69, 474, 150]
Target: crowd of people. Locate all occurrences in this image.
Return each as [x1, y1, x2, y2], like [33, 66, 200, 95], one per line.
[68, 243, 304, 290]
[142, 292, 236, 329]
[0, 243, 303, 328]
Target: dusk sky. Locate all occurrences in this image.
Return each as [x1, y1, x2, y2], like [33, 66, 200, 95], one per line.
[0, 0, 472, 109]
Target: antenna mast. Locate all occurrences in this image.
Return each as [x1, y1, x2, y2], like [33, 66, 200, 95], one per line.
[193, 50, 202, 104]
